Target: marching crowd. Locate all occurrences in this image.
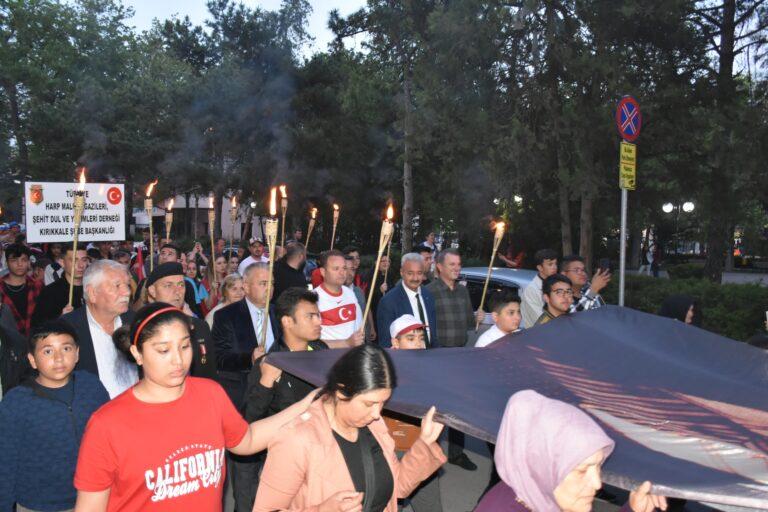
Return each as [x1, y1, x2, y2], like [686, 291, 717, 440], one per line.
[0, 228, 673, 512]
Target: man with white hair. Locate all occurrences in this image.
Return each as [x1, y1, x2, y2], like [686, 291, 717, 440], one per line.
[61, 259, 137, 398]
[376, 252, 439, 348]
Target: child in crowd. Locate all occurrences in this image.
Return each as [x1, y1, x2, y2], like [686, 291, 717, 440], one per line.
[385, 314, 444, 512]
[475, 290, 522, 348]
[0, 320, 109, 512]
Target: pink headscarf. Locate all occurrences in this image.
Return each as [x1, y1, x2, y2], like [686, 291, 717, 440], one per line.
[495, 390, 615, 512]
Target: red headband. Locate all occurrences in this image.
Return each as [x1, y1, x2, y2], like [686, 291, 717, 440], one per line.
[132, 306, 183, 347]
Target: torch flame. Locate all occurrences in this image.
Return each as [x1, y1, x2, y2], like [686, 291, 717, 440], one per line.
[77, 167, 87, 191]
[279, 185, 287, 198]
[168, 198, 174, 211]
[494, 221, 506, 239]
[333, 203, 339, 211]
[231, 196, 236, 207]
[209, 196, 214, 209]
[386, 204, 394, 220]
[310, 207, 317, 219]
[145, 179, 158, 198]
[270, 187, 277, 216]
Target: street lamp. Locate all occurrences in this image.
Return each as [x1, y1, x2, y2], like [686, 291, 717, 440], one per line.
[662, 203, 674, 213]
[682, 201, 695, 213]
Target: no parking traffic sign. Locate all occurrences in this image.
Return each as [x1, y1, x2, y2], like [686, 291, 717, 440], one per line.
[615, 96, 641, 142]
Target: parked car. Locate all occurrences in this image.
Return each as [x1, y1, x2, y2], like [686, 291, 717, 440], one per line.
[459, 267, 536, 331]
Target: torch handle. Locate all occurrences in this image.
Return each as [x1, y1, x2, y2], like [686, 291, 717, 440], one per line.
[260, 221, 278, 348]
[68, 233, 79, 308]
[280, 209, 287, 248]
[330, 221, 338, 251]
[475, 246, 500, 331]
[362, 243, 387, 329]
[148, 216, 154, 274]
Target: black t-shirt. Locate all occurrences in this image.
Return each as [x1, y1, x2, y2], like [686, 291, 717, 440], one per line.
[333, 427, 394, 512]
[273, 259, 308, 300]
[31, 278, 84, 327]
[5, 284, 28, 319]
[38, 378, 75, 406]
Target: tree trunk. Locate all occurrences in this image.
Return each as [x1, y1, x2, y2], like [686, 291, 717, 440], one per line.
[184, 192, 191, 237]
[703, 0, 737, 283]
[725, 224, 735, 272]
[558, 180, 573, 255]
[124, 176, 134, 240]
[213, 190, 224, 239]
[629, 229, 642, 269]
[578, 191, 594, 271]
[193, 194, 199, 240]
[401, 73, 414, 252]
[1, 81, 30, 177]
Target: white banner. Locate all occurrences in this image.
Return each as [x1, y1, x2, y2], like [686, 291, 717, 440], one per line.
[24, 182, 126, 243]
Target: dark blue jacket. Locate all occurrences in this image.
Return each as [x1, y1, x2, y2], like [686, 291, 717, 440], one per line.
[0, 371, 109, 511]
[211, 299, 280, 410]
[376, 283, 439, 348]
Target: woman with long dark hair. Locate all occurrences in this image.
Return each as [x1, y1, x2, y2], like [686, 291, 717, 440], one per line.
[254, 344, 446, 512]
[73, 302, 316, 511]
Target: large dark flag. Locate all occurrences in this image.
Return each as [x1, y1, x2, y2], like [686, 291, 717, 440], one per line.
[268, 306, 768, 511]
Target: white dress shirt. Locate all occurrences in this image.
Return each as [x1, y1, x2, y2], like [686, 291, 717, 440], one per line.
[86, 307, 138, 398]
[402, 285, 431, 339]
[246, 298, 275, 352]
[521, 275, 544, 329]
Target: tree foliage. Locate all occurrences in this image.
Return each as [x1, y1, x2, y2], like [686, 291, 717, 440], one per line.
[0, 0, 765, 278]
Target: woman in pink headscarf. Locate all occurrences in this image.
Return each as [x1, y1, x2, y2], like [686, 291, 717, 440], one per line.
[476, 390, 667, 512]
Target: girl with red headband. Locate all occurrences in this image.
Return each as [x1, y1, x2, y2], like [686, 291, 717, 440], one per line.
[72, 302, 316, 511]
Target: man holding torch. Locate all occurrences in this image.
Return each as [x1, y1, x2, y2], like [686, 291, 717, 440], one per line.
[313, 249, 364, 349]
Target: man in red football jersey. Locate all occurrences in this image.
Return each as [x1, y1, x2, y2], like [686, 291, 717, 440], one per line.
[313, 249, 363, 349]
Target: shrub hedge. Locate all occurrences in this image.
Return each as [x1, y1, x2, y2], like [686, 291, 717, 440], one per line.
[603, 275, 768, 341]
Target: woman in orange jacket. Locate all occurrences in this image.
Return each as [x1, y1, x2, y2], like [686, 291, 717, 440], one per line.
[253, 344, 447, 512]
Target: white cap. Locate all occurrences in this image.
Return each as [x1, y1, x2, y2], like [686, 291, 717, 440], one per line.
[389, 314, 425, 340]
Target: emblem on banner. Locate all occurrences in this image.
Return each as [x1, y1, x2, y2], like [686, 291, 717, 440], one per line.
[29, 185, 44, 205]
[107, 186, 123, 205]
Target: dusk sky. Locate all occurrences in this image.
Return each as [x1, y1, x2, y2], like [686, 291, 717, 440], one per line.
[123, 0, 367, 57]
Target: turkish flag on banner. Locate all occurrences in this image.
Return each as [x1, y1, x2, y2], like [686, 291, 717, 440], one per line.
[321, 304, 357, 326]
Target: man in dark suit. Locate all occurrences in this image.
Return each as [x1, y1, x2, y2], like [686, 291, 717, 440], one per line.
[211, 261, 279, 512]
[211, 262, 279, 410]
[61, 259, 136, 398]
[376, 253, 439, 348]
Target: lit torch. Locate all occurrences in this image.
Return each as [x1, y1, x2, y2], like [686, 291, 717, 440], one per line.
[330, 203, 340, 250]
[476, 221, 506, 331]
[279, 185, 288, 248]
[305, 207, 317, 251]
[69, 168, 87, 308]
[362, 204, 394, 329]
[165, 198, 174, 243]
[208, 196, 217, 291]
[229, 195, 238, 264]
[144, 180, 158, 273]
[261, 188, 279, 348]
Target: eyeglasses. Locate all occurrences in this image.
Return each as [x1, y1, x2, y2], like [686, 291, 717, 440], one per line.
[565, 267, 587, 274]
[550, 288, 574, 297]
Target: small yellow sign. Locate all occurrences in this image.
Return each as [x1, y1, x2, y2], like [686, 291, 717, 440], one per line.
[619, 141, 636, 190]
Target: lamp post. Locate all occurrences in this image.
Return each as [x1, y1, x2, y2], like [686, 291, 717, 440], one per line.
[662, 202, 695, 256]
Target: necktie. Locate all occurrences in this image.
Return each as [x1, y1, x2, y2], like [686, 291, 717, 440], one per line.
[415, 293, 430, 346]
[255, 308, 264, 341]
